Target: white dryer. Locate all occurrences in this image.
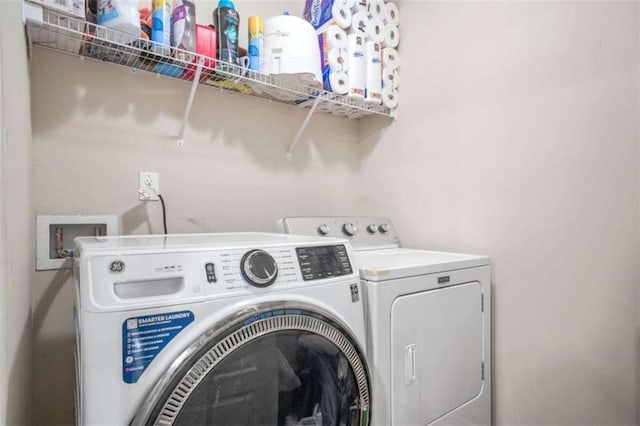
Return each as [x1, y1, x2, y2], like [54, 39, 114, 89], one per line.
[73, 232, 372, 425]
[279, 217, 492, 426]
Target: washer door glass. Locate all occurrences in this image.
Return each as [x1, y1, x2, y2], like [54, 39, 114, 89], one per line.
[137, 307, 370, 426]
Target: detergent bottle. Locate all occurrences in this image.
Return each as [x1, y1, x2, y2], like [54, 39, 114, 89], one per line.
[97, 0, 140, 42]
[172, 0, 196, 60]
[213, 0, 239, 65]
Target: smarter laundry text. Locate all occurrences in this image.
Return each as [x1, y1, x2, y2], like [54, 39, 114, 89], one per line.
[122, 310, 194, 384]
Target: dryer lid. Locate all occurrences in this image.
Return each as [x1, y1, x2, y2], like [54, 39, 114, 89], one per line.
[355, 248, 490, 282]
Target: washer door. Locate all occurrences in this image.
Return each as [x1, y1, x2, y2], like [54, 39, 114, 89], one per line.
[132, 303, 371, 426]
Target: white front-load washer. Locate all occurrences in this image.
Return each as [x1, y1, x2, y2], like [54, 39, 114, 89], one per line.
[279, 217, 492, 426]
[73, 232, 372, 425]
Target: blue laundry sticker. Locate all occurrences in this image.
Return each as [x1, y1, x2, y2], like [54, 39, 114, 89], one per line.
[122, 310, 194, 384]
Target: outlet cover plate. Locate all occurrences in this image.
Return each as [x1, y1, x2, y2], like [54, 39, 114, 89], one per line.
[139, 172, 159, 201]
[36, 214, 119, 270]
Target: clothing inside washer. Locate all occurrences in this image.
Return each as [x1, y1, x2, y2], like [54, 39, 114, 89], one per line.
[172, 331, 361, 426]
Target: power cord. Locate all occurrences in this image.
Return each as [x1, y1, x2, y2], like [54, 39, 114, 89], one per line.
[157, 194, 168, 235]
[138, 188, 168, 234]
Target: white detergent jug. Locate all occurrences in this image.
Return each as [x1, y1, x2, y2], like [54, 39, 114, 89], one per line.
[97, 0, 140, 43]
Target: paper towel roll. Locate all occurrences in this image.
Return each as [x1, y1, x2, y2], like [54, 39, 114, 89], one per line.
[383, 25, 399, 48]
[383, 2, 400, 26]
[352, 0, 368, 14]
[326, 25, 348, 49]
[368, 18, 386, 43]
[329, 71, 349, 95]
[349, 12, 369, 36]
[331, 1, 353, 29]
[367, 0, 385, 19]
[328, 48, 348, 72]
[382, 47, 400, 69]
[365, 40, 382, 104]
[347, 33, 366, 99]
[382, 85, 399, 109]
[382, 66, 399, 89]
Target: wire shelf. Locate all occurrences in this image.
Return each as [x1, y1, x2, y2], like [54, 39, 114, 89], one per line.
[25, 8, 394, 120]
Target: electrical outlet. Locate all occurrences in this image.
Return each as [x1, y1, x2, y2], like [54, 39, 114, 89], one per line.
[139, 172, 160, 201]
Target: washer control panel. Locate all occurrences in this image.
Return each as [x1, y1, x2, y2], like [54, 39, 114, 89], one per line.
[296, 245, 352, 281]
[78, 233, 359, 311]
[278, 217, 401, 249]
[200, 242, 357, 296]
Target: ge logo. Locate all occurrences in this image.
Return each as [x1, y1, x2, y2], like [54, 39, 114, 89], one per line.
[109, 260, 125, 273]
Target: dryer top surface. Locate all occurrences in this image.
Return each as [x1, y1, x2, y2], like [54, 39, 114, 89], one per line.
[355, 248, 489, 281]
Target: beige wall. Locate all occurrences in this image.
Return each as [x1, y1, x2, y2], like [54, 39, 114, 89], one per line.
[29, 1, 640, 425]
[1, 1, 33, 425]
[359, 1, 639, 425]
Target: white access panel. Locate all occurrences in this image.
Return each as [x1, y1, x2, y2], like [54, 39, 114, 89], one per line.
[391, 281, 483, 425]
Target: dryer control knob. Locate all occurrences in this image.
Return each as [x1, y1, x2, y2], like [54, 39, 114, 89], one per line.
[241, 249, 278, 287]
[318, 224, 331, 235]
[367, 224, 378, 234]
[378, 223, 390, 233]
[343, 223, 358, 236]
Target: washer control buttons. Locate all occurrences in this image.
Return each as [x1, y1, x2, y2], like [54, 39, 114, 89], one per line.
[342, 223, 358, 236]
[378, 223, 390, 233]
[367, 224, 378, 234]
[240, 249, 278, 287]
[318, 224, 331, 235]
[205, 262, 217, 283]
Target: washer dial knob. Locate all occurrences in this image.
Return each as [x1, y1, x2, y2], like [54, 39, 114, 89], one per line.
[343, 223, 358, 236]
[367, 224, 378, 234]
[318, 224, 331, 235]
[240, 249, 278, 287]
[379, 223, 390, 233]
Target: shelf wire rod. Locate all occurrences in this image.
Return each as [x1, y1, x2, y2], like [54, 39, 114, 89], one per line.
[176, 56, 205, 147]
[286, 96, 321, 160]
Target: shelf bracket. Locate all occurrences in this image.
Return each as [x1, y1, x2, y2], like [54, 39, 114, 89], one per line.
[26, 23, 33, 62]
[176, 56, 204, 147]
[286, 96, 321, 160]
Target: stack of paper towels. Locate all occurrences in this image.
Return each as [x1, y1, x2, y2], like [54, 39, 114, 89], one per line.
[303, 0, 400, 109]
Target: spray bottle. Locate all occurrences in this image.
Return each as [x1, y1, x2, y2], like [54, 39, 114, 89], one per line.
[248, 16, 263, 71]
[152, 0, 172, 55]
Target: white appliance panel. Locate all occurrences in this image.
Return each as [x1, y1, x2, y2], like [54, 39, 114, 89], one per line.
[391, 281, 483, 425]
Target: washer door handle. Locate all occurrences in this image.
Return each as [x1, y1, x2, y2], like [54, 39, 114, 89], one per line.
[405, 343, 416, 386]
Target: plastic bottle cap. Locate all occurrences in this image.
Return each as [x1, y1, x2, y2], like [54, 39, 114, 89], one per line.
[218, 0, 235, 9]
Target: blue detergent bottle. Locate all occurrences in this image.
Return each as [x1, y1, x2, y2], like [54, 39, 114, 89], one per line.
[213, 0, 239, 66]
